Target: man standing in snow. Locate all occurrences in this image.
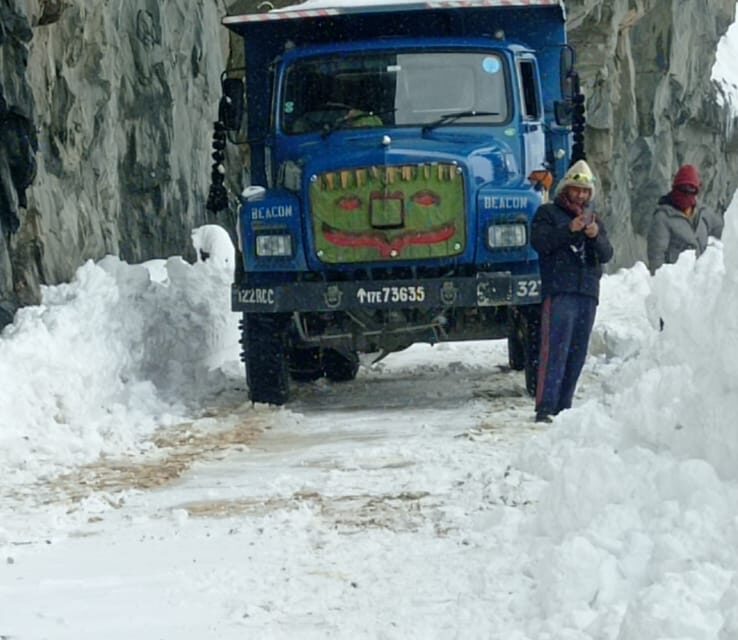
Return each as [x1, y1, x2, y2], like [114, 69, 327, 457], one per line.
[531, 160, 614, 424]
[647, 164, 723, 275]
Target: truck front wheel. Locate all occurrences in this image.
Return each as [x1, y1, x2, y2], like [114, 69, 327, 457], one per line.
[507, 316, 526, 371]
[509, 306, 540, 397]
[522, 306, 541, 398]
[241, 313, 291, 405]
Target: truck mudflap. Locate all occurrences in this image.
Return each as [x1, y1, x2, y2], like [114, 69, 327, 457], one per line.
[232, 272, 541, 313]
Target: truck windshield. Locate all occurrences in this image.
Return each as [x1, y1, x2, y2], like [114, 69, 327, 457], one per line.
[282, 51, 509, 135]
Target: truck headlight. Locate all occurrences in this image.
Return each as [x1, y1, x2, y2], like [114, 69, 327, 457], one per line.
[255, 233, 293, 256]
[488, 223, 527, 248]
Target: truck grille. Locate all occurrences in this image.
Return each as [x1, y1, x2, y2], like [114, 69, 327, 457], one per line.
[309, 163, 466, 264]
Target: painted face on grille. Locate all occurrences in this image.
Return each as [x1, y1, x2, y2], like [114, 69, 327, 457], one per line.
[310, 164, 466, 262]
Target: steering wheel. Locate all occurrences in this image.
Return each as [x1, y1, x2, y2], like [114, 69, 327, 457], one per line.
[316, 101, 352, 111]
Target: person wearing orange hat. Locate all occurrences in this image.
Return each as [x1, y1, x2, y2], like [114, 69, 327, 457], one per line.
[647, 164, 723, 274]
[531, 160, 614, 424]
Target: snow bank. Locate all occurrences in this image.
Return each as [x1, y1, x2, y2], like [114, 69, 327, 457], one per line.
[0, 225, 240, 486]
[516, 194, 738, 638]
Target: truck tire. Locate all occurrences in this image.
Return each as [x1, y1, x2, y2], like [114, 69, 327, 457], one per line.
[521, 306, 541, 398]
[241, 313, 291, 405]
[524, 348, 538, 397]
[322, 348, 359, 382]
[288, 346, 324, 382]
[507, 314, 526, 371]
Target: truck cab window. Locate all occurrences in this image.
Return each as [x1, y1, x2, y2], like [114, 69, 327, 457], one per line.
[519, 59, 541, 120]
[282, 51, 510, 134]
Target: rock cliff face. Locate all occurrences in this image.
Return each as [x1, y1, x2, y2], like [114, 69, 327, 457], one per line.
[1, 0, 737, 324]
[566, 0, 738, 266]
[0, 0, 229, 323]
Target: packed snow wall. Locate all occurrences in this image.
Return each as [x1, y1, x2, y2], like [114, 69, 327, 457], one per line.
[1, 0, 738, 325]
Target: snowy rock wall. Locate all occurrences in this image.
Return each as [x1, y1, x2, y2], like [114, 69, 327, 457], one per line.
[1, 0, 737, 323]
[0, 0, 230, 323]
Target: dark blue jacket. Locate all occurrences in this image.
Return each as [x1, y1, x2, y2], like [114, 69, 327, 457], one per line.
[531, 201, 614, 301]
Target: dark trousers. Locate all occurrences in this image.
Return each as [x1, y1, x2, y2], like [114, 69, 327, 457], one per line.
[535, 293, 597, 416]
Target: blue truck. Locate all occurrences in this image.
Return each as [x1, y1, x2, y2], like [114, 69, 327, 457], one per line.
[209, 0, 584, 405]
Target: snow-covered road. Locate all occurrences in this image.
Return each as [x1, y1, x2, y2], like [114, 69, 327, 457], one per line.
[1, 342, 552, 639]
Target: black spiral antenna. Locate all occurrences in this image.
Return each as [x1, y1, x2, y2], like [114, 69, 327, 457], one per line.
[570, 74, 586, 164]
[206, 120, 228, 213]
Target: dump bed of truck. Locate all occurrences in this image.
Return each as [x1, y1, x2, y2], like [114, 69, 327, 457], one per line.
[225, 0, 564, 25]
[224, 0, 565, 41]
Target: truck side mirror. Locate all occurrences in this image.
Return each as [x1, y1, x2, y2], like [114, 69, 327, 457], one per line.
[561, 73, 576, 101]
[219, 78, 245, 131]
[554, 101, 573, 126]
[560, 46, 575, 95]
[555, 55, 582, 127]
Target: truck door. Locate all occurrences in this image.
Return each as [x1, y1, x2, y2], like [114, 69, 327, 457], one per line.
[517, 56, 545, 176]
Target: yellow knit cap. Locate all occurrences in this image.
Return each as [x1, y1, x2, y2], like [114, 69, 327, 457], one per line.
[555, 159, 596, 199]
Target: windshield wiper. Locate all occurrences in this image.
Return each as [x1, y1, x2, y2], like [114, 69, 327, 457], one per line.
[421, 110, 500, 134]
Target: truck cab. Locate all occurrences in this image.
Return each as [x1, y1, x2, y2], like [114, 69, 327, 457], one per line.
[213, 0, 581, 405]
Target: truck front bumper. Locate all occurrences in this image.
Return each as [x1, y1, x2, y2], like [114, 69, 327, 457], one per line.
[232, 272, 541, 313]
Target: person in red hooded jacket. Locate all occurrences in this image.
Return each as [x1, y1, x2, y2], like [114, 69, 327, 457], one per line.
[647, 164, 724, 274]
